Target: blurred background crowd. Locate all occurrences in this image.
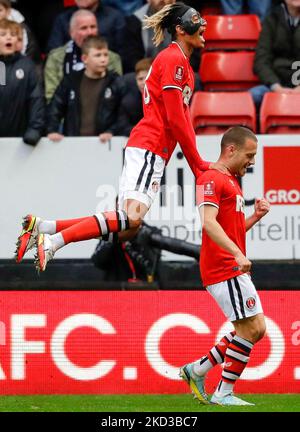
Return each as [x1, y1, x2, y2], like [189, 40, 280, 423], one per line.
[0, 0, 299, 146]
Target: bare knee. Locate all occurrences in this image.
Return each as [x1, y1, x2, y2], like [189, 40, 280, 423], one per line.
[128, 216, 143, 230]
[234, 314, 266, 344]
[122, 199, 149, 230]
[255, 321, 266, 342]
[247, 324, 266, 344]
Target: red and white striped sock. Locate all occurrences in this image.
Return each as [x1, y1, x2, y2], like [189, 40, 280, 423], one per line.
[48, 211, 129, 252]
[193, 331, 236, 376]
[215, 335, 253, 397]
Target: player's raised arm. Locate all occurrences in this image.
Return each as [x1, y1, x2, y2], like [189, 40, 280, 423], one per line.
[162, 88, 210, 177]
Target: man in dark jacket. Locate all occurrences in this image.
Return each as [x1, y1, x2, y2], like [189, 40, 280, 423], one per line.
[0, 19, 45, 144]
[47, 35, 125, 142]
[250, 0, 300, 106]
[47, 0, 125, 56]
[44, 9, 122, 102]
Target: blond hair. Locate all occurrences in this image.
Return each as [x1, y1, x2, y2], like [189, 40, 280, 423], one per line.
[143, 4, 175, 47]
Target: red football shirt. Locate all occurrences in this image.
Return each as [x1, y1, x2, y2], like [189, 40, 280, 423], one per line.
[127, 42, 196, 162]
[198, 170, 246, 286]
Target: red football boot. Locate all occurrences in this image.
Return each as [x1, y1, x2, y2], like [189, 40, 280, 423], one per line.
[15, 215, 40, 263]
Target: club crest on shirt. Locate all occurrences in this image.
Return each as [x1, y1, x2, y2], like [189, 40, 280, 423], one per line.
[204, 181, 215, 196]
[246, 297, 256, 310]
[152, 181, 159, 193]
[175, 65, 184, 81]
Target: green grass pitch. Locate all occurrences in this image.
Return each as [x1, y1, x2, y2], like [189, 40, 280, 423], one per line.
[0, 394, 299, 412]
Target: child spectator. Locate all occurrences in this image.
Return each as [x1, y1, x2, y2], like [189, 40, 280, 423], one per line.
[0, 19, 45, 144]
[116, 57, 152, 136]
[46, 35, 125, 143]
[44, 9, 122, 102]
[0, 0, 40, 62]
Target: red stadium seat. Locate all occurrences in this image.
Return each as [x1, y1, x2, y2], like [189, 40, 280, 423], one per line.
[260, 93, 300, 134]
[190, 91, 256, 135]
[203, 15, 261, 51]
[200, 51, 260, 91]
[64, 0, 75, 6]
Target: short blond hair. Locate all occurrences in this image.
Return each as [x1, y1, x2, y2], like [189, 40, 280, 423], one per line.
[0, 18, 22, 39]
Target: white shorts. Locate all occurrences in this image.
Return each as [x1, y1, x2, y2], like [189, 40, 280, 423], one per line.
[118, 147, 165, 209]
[206, 273, 263, 322]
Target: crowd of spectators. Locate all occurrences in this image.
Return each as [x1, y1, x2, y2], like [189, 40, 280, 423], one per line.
[0, 0, 299, 145]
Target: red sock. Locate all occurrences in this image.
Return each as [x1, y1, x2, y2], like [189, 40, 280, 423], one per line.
[61, 216, 100, 244]
[56, 217, 90, 232]
[193, 331, 236, 377]
[60, 211, 129, 245]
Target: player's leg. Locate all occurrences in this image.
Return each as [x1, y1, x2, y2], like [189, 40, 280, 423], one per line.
[15, 147, 162, 263]
[211, 313, 265, 406]
[47, 197, 149, 251]
[116, 147, 165, 242]
[208, 274, 265, 406]
[35, 208, 134, 272]
[180, 330, 236, 404]
[35, 148, 165, 271]
[15, 215, 93, 263]
[15, 211, 131, 265]
[233, 311, 266, 343]
[117, 198, 149, 242]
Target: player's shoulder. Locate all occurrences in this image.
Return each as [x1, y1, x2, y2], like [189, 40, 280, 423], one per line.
[157, 43, 184, 64]
[197, 169, 225, 185]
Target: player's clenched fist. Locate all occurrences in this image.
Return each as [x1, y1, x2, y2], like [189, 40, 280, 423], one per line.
[234, 252, 252, 273]
[254, 198, 270, 220]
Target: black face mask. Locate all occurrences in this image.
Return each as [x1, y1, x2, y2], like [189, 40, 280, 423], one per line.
[174, 8, 206, 35]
